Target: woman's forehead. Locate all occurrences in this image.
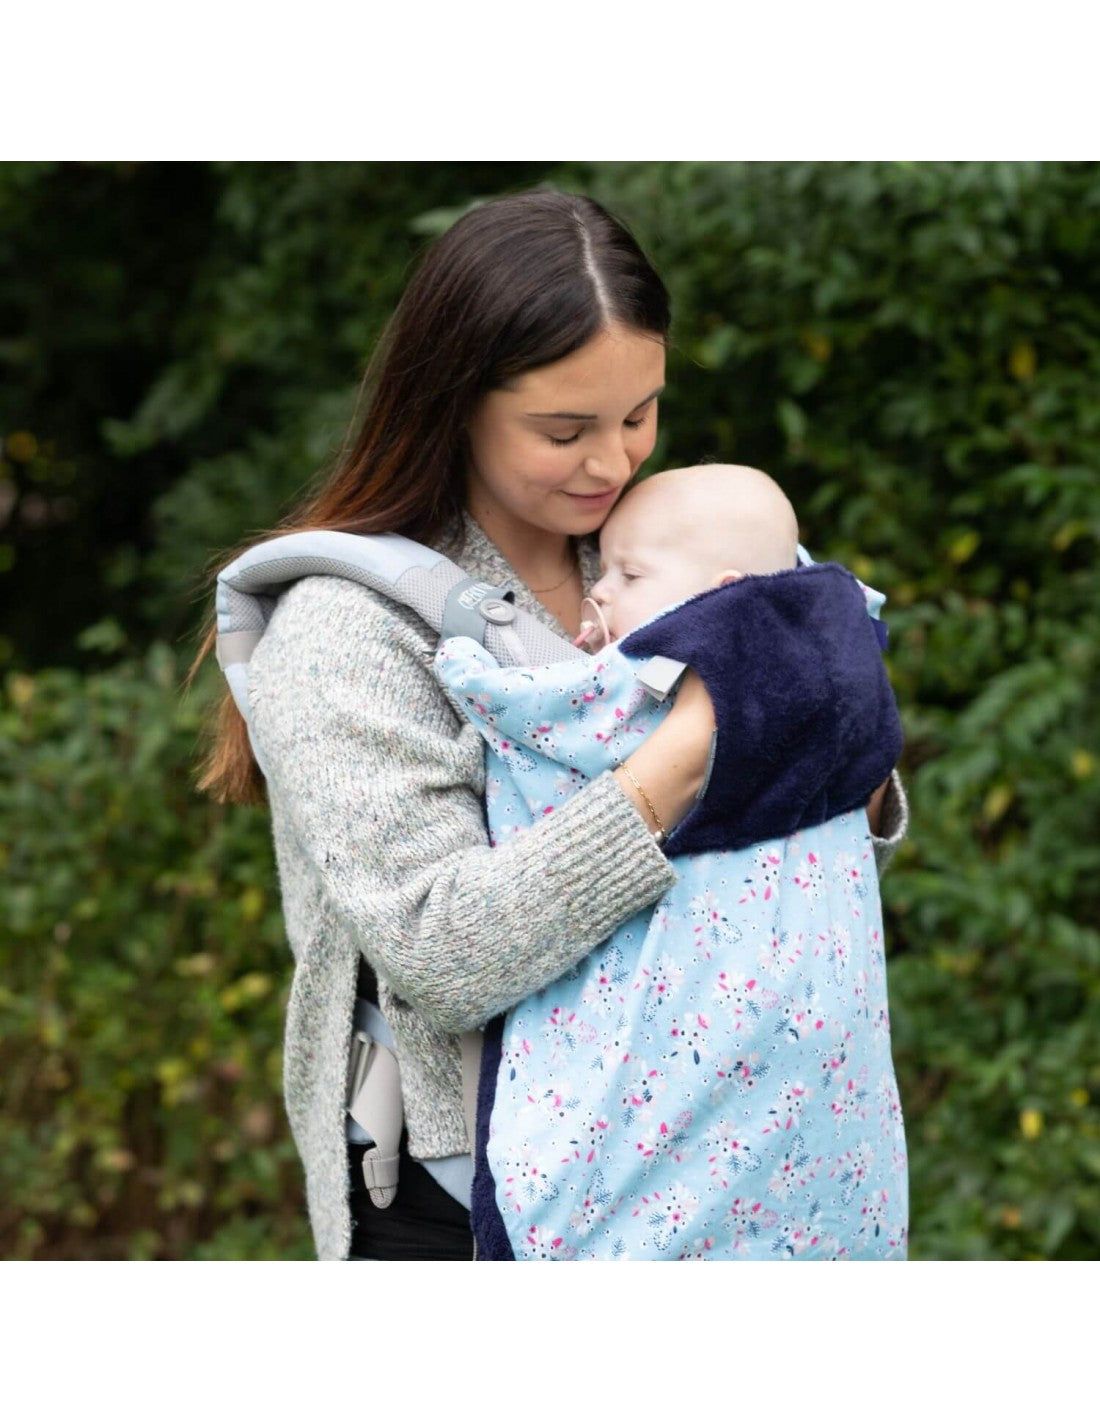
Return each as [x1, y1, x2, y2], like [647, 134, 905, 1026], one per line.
[511, 326, 665, 411]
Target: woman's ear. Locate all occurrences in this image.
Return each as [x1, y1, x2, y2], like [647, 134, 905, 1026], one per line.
[714, 569, 744, 587]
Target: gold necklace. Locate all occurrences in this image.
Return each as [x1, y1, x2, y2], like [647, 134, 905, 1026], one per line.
[529, 546, 579, 595]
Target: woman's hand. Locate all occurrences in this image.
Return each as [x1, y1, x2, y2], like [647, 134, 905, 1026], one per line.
[867, 775, 891, 837]
[665, 666, 717, 737]
[613, 668, 716, 839]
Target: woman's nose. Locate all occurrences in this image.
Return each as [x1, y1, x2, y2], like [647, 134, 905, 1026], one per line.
[584, 444, 630, 484]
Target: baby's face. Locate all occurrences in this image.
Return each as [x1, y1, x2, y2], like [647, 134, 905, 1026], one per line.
[590, 490, 717, 641]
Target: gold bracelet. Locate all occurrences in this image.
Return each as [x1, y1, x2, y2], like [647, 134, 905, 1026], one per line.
[620, 763, 667, 846]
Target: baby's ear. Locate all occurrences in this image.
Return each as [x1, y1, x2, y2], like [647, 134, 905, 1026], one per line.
[714, 569, 744, 587]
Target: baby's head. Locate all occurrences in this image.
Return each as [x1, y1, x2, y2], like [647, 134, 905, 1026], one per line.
[588, 464, 799, 642]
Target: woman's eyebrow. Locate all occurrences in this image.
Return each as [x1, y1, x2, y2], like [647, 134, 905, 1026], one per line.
[525, 386, 664, 420]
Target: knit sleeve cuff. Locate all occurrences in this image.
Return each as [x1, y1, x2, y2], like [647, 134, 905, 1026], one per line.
[536, 770, 677, 947]
[872, 769, 909, 876]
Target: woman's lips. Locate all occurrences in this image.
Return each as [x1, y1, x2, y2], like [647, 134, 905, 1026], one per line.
[564, 488, 619, 508]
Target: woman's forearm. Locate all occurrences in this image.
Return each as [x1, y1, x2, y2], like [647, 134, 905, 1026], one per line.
[613, 668, 714, 839]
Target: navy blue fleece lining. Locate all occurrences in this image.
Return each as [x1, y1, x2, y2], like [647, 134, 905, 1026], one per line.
[620, 562, 903, 856]
[471, 1014, 514, 1260]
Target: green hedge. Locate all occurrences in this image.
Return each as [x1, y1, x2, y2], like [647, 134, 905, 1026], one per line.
[2, 162, 1097, 1257]
[0, 648, 311, 1258]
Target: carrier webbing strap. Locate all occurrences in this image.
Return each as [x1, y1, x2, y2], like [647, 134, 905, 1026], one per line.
[347, 1002, 404, 1209]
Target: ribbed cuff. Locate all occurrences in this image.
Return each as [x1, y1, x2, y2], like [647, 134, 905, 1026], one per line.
[872, 769, 910, 875]
[540, 770, 677, 946]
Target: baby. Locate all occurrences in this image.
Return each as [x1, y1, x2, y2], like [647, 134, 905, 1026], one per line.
[581, 462, 801, 648]
[436, 464, 907, 1261]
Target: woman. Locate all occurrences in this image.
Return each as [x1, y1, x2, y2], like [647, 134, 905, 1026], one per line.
[199, 190, 907, 1260]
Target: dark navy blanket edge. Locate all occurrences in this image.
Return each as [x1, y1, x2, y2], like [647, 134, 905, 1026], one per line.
[622, 562, 903, 856]
[470, 1014, 514, 1259]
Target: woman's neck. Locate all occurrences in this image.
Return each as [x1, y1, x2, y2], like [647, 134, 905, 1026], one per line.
[465, 503, 583, 634]
[466, 501, 574, 594]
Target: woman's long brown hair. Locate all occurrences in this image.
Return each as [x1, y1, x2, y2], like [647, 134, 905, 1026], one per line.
[192, 190, 671, 804]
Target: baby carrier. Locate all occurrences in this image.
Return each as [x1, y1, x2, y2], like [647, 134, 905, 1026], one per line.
[216, 530, 693, 1212]
[215, 530, 896, 1221]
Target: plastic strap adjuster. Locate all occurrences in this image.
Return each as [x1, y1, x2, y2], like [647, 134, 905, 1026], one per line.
[441, 579, 514, 643]
[346, 1022, 403, 1210]
[361, 1149, 401, 1205]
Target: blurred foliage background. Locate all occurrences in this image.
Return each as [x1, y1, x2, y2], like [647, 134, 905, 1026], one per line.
[1, 161, 1097, 1260]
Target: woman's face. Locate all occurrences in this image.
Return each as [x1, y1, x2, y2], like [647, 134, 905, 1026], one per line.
[465, 323, 666, 546]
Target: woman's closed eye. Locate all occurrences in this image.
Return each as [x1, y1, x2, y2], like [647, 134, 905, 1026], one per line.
[546, 411, 650, 447]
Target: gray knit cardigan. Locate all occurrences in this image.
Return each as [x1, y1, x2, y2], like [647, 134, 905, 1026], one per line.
[247, 516, 909, 1260]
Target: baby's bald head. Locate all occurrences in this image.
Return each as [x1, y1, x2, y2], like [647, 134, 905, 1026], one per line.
[591, 464, 800, 641]
[608, 464, 799, 577]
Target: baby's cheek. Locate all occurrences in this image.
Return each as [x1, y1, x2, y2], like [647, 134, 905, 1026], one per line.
[618, 589, 657, 635]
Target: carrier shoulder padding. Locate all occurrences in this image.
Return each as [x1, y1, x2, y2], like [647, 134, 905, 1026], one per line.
[214, 530, 590, 737]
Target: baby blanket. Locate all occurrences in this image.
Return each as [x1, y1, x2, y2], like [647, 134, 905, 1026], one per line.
[435, 563, 908, 1260]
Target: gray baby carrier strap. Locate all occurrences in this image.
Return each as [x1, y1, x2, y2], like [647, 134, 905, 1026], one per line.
[215, 528, 597, 1214]
[216, 529, 594, 763]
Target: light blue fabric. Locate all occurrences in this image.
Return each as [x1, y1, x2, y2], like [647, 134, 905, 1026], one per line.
[436, 608, 908, 1261]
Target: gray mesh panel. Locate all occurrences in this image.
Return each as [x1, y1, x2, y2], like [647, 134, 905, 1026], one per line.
[223, 585, 268, 631]
[228, 555, 399, 596]
[486, 611, 587, 667]
[399, 564, 467, 631]
[401, 565, 586, 666]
